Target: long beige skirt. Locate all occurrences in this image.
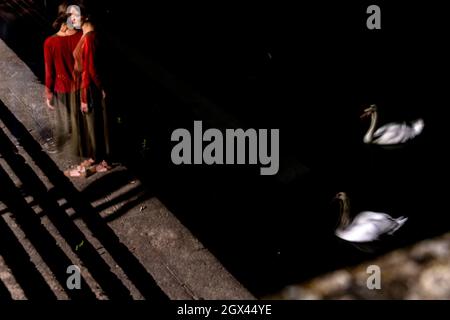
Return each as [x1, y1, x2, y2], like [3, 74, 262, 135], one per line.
[48, 92, 73, 151]
[70, 87, 110, 161]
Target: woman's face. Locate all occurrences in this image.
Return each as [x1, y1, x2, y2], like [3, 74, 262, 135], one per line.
[67, 5, 82, 29]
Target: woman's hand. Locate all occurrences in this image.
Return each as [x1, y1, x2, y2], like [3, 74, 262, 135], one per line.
[46, 98, 55, 110]
[81, 102, 88, 113]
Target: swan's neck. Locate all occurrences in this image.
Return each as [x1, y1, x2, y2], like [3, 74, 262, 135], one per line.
[363, 111, 378, 143]
[338, 198, 351, 229]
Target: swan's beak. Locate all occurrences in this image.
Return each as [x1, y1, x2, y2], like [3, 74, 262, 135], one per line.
[360, 107, 374, 119]
[360, 111, 370, 119]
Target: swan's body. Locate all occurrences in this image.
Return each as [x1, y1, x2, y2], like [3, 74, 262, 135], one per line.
[362, 105, 424, 145]
[336, 211, 408, 243]
[334, 192, 408, 243]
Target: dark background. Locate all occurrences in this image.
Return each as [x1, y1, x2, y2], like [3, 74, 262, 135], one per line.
[1, 1, 449, 297]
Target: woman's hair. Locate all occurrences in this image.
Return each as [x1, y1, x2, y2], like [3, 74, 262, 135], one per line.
[52, 2, 70, 30]
[58, 1, 69, 15]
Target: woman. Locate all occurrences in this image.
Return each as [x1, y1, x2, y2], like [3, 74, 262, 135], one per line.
[67, 4, 111, 174]
[43, 3, 82, 152]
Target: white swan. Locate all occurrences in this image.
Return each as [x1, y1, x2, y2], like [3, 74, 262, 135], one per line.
[334, 192, 408, 243]
[361, 105, 424, 145]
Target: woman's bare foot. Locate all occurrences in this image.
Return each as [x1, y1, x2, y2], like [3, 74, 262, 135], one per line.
[80, 158, 95, 168]
[64, 165, 83, 177]
[95, 160, 111, 173]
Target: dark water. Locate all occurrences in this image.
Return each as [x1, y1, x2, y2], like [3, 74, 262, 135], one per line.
[1, 1, 449, 297]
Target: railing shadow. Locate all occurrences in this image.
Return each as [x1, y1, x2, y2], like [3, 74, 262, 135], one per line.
[0, 155, 97, 299]
[59, 169, 154, 223]
[0, 100, 167, 300]
[0, 211, 56, 299]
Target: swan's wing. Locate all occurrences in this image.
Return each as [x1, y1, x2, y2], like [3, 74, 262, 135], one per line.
[373, 123, 402, 137]
[336, 223, 381, 242]
[371, 218, 405, 236]
[352, 211, 392, 224]
[373, 121, 423, 145]
[354, 211, 406, 234]
[373, 123, 410, 144]
[338, 212, 408, 243]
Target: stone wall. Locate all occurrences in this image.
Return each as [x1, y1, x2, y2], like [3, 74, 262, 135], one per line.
[270, 233, 450, 300]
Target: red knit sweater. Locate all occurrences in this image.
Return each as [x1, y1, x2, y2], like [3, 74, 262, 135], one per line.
[44, 31, 82, 99]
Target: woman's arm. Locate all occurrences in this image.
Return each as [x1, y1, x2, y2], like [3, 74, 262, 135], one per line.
[81, 34, 103, 104]
[43, 38, 55, 107]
